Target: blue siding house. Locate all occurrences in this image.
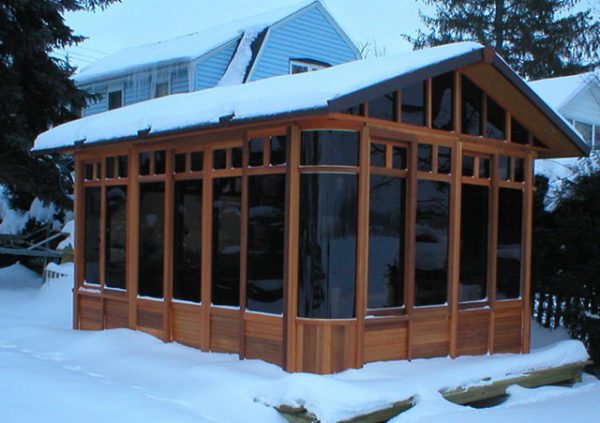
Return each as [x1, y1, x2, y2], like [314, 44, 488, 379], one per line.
[76, 1, 360, 117]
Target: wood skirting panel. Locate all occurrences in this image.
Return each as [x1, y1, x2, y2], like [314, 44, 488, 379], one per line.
[244, 313, 283, 366]
[297, 320, 356, 374]
[79, 294, 103, 330]
[493, 307, 523, 353]
[411, 316, 450, 358]
[137, 301, 164, 338]
[172, 302, 204, 349]
[363, 319, 408, 363]
[457, 310, 489, 356]
[104, 298, 129, 329]
[210, 308, 241, 353]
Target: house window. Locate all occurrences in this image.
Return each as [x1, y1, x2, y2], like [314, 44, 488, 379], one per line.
[154, 82, 169, 98]
[108, 90, 123, 110]
[290, 60, 327, 74]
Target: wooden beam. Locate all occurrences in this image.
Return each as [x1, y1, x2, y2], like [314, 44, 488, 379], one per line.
[200, 146, 213, 351]
[521, 153, 535, 353]
[127, 147, 139, 330]
[73, 157, 85, 330]
[448, 140, 463, 357]
[163, 149, 174, 341]
[405, 140, 418, 359]
[239, 139, 250, 358]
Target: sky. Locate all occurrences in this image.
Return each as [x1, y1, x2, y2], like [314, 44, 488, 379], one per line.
[61, 0, 430, 70]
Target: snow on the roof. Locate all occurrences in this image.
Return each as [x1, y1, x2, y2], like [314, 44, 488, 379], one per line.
[34, 42, 484, 152]
[73, 0, 317, 85]
[529, 72, 599, 110]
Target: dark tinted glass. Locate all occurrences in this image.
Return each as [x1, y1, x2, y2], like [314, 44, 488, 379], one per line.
[301, 130, 359, 166]
[479, 158, 490, 178]
[432, 72, 454, 131]
[368, 175, 405, 308]
[461, 76, 483, 136]
[418, 144, 432, 172]
[248, 138, 264, 166]
[138, 182, 165, 298]
[105, 186, 127, 289]
[173, 180, 202, 302]
[460, 184, 488, 301]
[95, 162, 102, 180]
[270, 135, 287, 165]
[415, 180, 449, 306]
[462, 156, 474, 176]
[84, 187, 101, 284]
[486, 97, 506, 140]
[438, 146, 451, 174]
[393, 146, 407, 170]
[368, 92, 396, 121]
[118, 156, 128, 178]
[84, 164, 94, 180]
[514, 158, 525, 183]
[370, 143, 386, 167]
[343, 104, 364, 116]
[247, 175, 286, 314]
[139, 152, 151, 175]
[212, 177, 242, 306]
[174, 153, 186, 173]
[213, 149, 227, 170]
[512, 118, 528, 144]
[299, 173, 357, 318]
[154, 150, 166, 174]
[497, 188, 523, 300]
[231, 147, 243, 168]
[401, 82, 426, 126]
[499, 156, 510, 180]
[105, 157, 115, 179]
[190, 151, 203, 171]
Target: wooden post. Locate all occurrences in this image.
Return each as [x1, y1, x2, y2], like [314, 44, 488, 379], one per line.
[163, 150, 174, 341]
[239, 140, 249, 358]
[200, 147, 213, 351]
[521, 153, 535, 353]
[448, 140, 463, 357]
[73, 156, 85, 330]
[405, 141, 418, 359]
[488, 153, 500, 353]
[127, 147, 139, 330]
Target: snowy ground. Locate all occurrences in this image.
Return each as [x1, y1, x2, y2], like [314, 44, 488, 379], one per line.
[0, 263, 599, 422]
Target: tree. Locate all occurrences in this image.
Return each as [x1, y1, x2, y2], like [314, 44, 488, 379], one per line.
[0, 0, 119, 212]
[408, 0, 600, 79]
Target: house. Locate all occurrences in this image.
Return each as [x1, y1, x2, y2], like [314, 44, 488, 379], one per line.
[75, 0, 360, 117]
[33, 42, 587, 374]
[530, 72, 600, 150]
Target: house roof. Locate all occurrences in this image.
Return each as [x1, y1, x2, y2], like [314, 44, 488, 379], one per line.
[73, 1, 337, 86]
[35, 42, 588, 158]
[529, 72, 600, 110]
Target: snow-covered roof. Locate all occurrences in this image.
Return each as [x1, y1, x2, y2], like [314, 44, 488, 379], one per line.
[73, 1, 320, 85]
[529, 72, 600, 110]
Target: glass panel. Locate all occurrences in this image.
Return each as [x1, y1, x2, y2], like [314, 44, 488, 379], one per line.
[574, 121, 592, 143]
[105, 157, 115, 179]
[511, 118, 528, 144]
[299, 173, 357, 318]
[301, 130, 359, 166]
[462, 76, 482, 136]
[248, 138, 264, 167]
[370, 143, 386, 167]
[368, 92, 396, 121]
[594, 125, 600, 150]
[212, 177, 242, 306]
[191, 151, 203, 172]
[270, 135, 287, 165]
[84, 164, 94, 180]
[497, 188, 523, 300]
[174, 153, 187, 173]
[514, 158, 525, 183]
[247, 175, 286, 314]
[231, 147, 243, 168]
[438, 146, 451, 174]
[173, 180, 202, 302]
[118, 156, 128, 178]
[486, 97, 506, 140]
[415, 180, 449, 306]
[84, 187, 101, 284]
[479, 158, 490, 178]
[393, 146, 407, 170]
[343, 104, 364, 116]
[462, 156, 474, 176]
[139, 152, 151, 175]
[213, 149, 227, 170]
[95, 162, 102, 180]
[105, 186, 127, 289]
[460, 184, 488, 301]
[154, 150, 166, 174]
[368, 175, 405, 308]
[499, 156, 510, 180]
[401, 82, 426, 126]
[138, 182, 165, 298]
[418, 144, 432, 172]
[432, 72, 454, 131]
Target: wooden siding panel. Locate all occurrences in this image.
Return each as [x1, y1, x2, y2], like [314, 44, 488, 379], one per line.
[195, 40, 239, 90]
[493, 307, 523, 353]
[297, 321, 356, 374]
[250, 7, 358, 82]
[245, 315, 283, 366]
[137, 304, 164, 338]
[364, 320, 408, 363]
[210, 309, 241, 353]
[172, 303, 204, 349]
[457, 310, 489, 356]
[411, 316, 450, 358]
[104, 299, 129, 329]
[79, 295, 103, 330]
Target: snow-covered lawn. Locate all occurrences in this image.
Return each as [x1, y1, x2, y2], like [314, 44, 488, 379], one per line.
[0, 263, 598, 422]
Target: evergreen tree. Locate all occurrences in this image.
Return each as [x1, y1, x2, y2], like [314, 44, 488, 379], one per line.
[0, 0, 119, 212]
[409, 0, 600, 79]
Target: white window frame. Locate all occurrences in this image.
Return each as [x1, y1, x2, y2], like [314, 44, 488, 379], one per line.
[289, 60, 327, 74]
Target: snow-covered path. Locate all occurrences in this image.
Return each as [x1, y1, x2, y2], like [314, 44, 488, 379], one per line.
[0, 263, 598, 423]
